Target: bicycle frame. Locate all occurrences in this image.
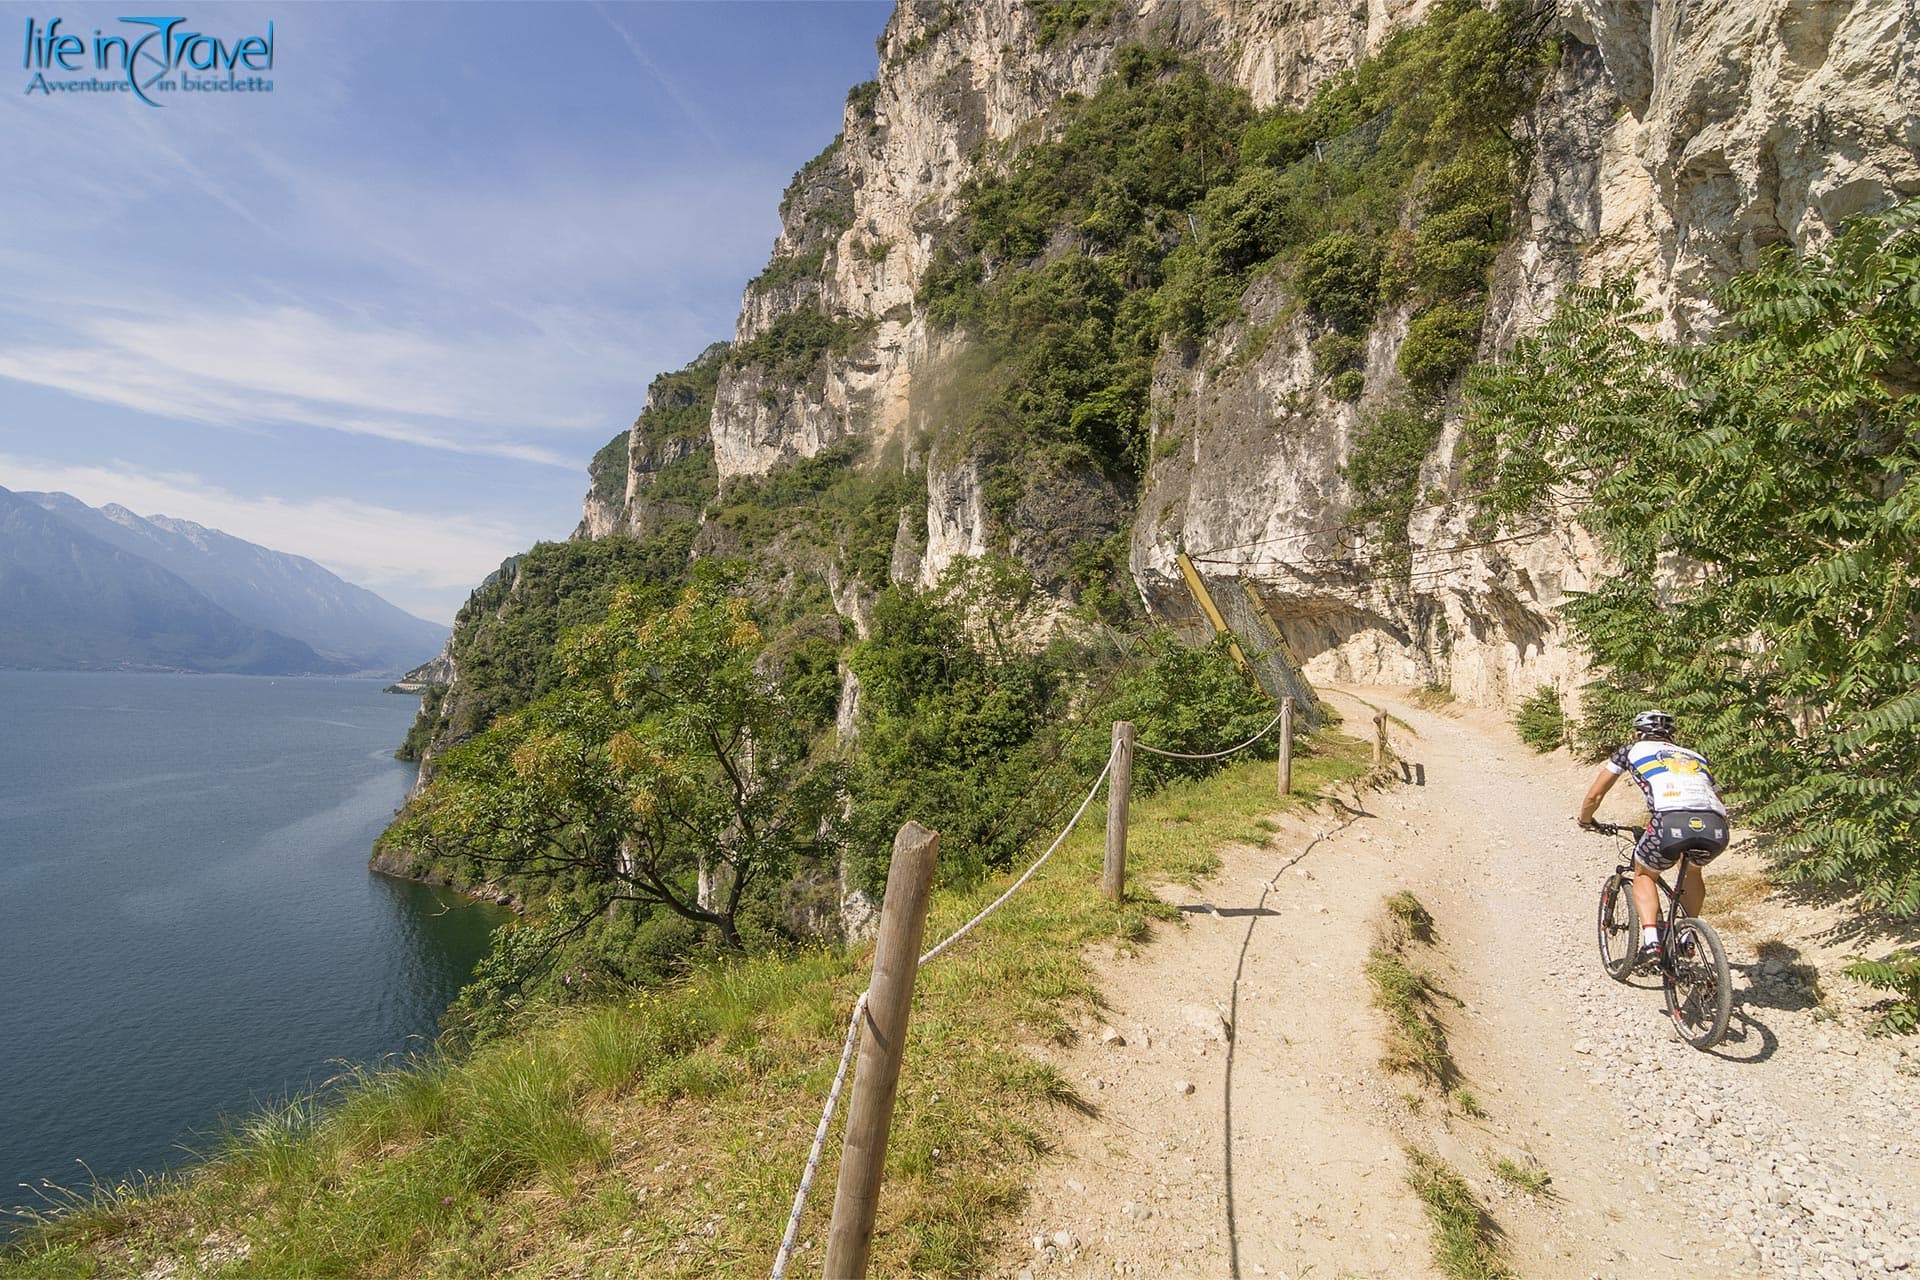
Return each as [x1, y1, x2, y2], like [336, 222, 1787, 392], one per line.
[1601, 826, 1705, 976]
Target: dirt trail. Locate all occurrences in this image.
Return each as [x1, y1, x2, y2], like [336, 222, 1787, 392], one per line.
[992, 687, 1920, 1280]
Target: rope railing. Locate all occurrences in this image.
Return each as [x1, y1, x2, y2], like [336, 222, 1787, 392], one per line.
[768, 753, 1117, 1279]
[1134, 706, 1286, 761]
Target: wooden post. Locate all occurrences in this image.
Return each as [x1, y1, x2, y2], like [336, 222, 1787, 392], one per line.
[1278, 697, 1294, 796]
[1372, 711, 1388, 771]
[1103, 721, 1134, 902]
[823, 822, 940, 1280]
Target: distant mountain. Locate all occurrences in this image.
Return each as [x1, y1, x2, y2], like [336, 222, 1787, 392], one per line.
[18, 491, 448, 675]
[0, 486, 347, 675]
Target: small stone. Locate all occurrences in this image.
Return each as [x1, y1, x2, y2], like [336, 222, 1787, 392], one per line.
[1052, 1229, 1078, 1252]
[1173, 1079, 1196, 1096]
[1573, 1039, 1594, 1055]
[1100, 1026, 1127, 1048]
[1066, 1179, 1085, 1195]
[1181, 1003, 1231, 1041]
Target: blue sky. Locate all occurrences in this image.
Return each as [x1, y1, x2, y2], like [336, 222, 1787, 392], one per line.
[0, 0, 893, 623]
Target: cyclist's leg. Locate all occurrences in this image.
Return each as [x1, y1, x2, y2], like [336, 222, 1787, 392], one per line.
[1680, 862, 1706, 917]
[1631, 828, 1668, 932]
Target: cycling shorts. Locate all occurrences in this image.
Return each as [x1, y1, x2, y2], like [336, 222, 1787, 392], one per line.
[1633, 809, 1730, 872]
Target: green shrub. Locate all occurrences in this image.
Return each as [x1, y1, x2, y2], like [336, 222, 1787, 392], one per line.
[1069, 631, 1277, 790]
[1299, 231, 1384, 332]
[1511, 686, 1567, 753]
[1844, 950, 1920, 1035]
[1399, 300, 1485, 388]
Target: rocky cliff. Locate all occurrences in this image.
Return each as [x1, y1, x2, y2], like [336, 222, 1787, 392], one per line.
[575, 0, 1917, 713]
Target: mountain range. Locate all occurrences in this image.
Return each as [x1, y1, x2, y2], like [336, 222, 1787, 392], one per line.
[0, 486, 447, 676]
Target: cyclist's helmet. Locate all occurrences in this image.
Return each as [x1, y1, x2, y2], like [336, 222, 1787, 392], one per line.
[1632, 709, 1675, 740]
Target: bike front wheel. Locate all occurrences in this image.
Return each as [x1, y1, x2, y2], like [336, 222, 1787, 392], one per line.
[1597, 872, 1639, 982]
[1665, 917, 1732, 1048]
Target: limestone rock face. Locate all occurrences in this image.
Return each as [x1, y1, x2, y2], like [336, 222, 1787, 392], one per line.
[604, 0, 1919, 710]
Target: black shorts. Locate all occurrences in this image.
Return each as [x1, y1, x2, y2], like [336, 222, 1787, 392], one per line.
[1633, 809, 1730, 871]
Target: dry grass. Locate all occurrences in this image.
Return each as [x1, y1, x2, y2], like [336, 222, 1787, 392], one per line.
[1708, 868, 1776, 935]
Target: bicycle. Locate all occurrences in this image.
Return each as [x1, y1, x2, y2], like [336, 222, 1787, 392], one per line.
[1590, 821, 1733, 1049]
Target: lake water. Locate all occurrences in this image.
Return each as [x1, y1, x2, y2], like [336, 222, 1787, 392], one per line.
[0, 671, 504, 1224]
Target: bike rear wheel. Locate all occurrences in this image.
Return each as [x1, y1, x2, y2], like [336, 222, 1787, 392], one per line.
[1664, 917, 1732, 1048]
[1597, 872, 1639, 982]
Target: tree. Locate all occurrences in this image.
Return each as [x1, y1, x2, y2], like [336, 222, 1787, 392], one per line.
[395, 585, 840, 948]
[1465, 203, 1920, 914]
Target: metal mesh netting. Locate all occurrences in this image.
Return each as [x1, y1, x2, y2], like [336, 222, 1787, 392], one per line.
[1203, 570, 1320, 728]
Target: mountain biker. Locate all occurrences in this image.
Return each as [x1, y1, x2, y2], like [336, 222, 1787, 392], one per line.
[1577, 710, 1729, 961]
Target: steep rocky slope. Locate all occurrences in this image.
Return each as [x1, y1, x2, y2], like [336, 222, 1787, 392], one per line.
[585, 0, 1916, 714]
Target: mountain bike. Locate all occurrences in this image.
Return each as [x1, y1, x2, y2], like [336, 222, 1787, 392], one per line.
[1591, 821, 1733, 1049]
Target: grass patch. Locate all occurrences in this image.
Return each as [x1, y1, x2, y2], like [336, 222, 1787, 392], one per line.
[1489, 1155, 1551, 1197]
[1386, 889, 1436, 944]
[4, 735, 1369, 1279]
[1367, 949, 1454, 1083]
[1405, 1148, 1511, 1280]
[1448, 1085, 1484, 1118]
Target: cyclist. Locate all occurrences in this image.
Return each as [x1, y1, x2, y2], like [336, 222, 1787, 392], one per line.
[1577, 709, 1729, 961]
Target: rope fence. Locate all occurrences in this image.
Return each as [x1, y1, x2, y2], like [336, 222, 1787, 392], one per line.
[1134, 707, 1285, 761]
[769, 699, 1309, 1278]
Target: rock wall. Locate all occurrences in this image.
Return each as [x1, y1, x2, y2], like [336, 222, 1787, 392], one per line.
[603, 0, 1919, 712]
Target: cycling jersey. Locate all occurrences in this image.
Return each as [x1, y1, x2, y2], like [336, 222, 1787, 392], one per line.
[1605, 740, 1727, 817]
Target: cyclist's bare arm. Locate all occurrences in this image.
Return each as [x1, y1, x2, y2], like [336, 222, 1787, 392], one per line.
[1578, 767, 1619, 828]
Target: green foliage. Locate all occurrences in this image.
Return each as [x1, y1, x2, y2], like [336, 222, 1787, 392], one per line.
[1027, 0, 1120, 48]
[396, 533, 699, 756]
[1844, 950, 1920, 1035]
[919, 55, 1252, 485]
[846, 561, 1067, 891]
[1464, 203, 1920, 915]
[748, 247, 826, 293]
[1068, 632, 1276, 789]
[1511, 686, 1568, 753]
[727, 308, 873, 386]
[636, 347, 727, 445]
[1399, 299, 1486, 389]
[395, 683, 446, 762]
[1343, 399, 1444, 562]
[584, 428, 628, 512]
[1299, 232, 1383, 333]
[394, 586, 844, 967]
[846, 78, 880, 127]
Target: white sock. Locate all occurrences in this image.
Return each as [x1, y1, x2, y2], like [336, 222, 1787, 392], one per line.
[1642, 926, 1660, 946]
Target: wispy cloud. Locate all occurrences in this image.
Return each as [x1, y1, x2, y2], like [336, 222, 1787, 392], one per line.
[0, 454, 541, 623]
[592, 2, 726, 151]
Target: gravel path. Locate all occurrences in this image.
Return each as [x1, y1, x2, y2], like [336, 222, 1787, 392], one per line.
[992, 686, 1920, 1279]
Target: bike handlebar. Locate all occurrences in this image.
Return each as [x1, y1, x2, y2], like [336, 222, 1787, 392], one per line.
[1582, 820, 1639, 837]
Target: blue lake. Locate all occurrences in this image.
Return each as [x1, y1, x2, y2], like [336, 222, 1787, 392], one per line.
[0, 671, 504, 1224]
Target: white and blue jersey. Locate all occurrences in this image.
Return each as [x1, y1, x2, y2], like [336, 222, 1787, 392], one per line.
[1605, 740, 1727, 817]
